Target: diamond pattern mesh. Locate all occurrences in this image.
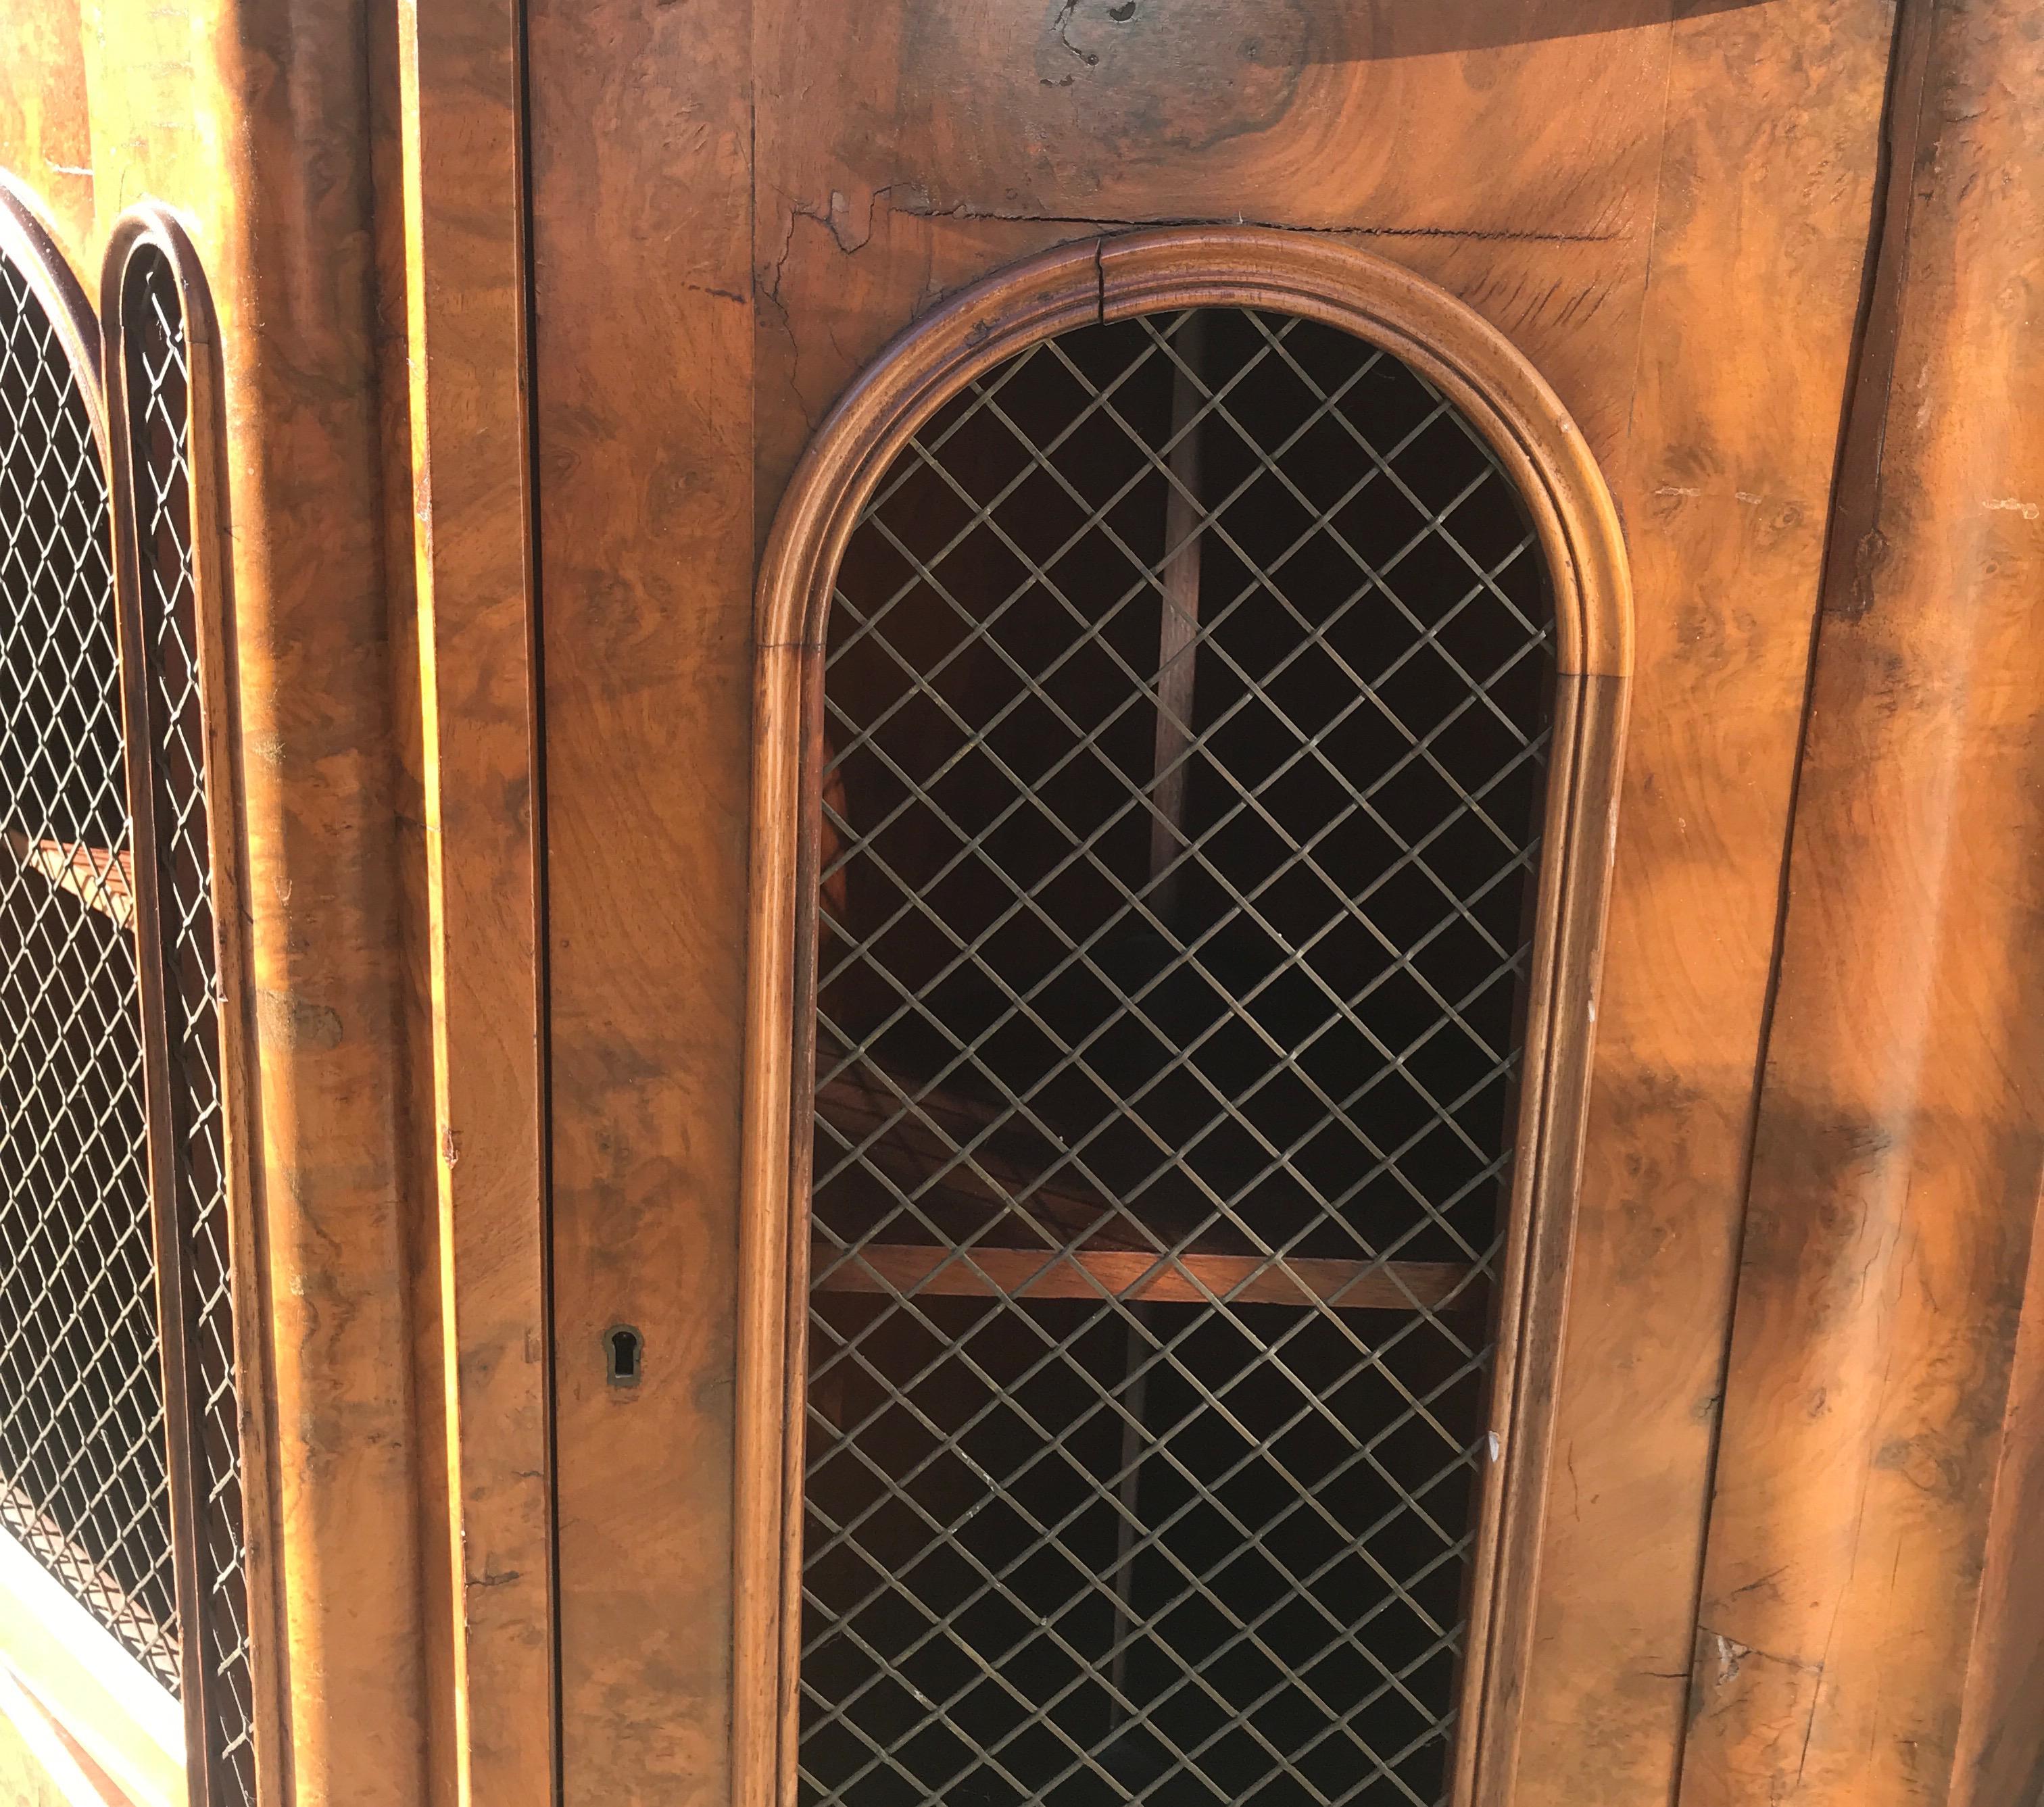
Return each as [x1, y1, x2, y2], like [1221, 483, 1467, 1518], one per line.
[804, 307, 1553, 1806]
[126, 242, 256, 1802]
[0, 252, 178, 1685]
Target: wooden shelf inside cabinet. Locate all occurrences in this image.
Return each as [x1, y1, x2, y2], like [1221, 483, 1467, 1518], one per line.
[814, 1053, 1484, 1317]
[812, 1241, 1481, 1314]
[3, 835, 135, 929]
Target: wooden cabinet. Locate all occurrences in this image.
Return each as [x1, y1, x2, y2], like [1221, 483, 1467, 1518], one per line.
[0, 3, 2037, 1806]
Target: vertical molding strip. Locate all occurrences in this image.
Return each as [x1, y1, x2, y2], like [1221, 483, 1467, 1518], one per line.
[392, 1, 558, 1802]
[197, 0, 436, 1794]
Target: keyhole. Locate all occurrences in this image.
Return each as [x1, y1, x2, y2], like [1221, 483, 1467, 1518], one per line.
[605, 1325, 643, 1388]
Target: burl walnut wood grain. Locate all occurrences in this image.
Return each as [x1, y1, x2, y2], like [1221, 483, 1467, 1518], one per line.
[80, 0, 551, 1798]
[0, 0, 444, 1798]
[1680, 3, 2044, 1802]
[195, 3, 434, 1801]
[17, 3, 2039, 1806]
[737, 8, 1893, 1807]
[1514, 6, 1898, 1801]
[525, 0, 756, 1802]
[0, 4, 557, 1802]
[389, 5, 556, 1805]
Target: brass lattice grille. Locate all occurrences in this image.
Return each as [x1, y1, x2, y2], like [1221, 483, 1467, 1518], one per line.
[0, 249, 178, 1684]
[804, 306, 1554, 1806]
[124, 240, 255, 1802]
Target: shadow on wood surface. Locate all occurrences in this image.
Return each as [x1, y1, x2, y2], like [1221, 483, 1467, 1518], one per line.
[1054, 0, 1772, 61]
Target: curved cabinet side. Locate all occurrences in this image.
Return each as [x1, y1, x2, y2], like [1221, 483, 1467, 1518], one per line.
[1679, 4, 2044, 1803]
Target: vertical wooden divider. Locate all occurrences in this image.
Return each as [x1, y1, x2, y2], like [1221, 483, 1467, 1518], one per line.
[523, 0, 757, 1800]
[191, 0, 434, 1800]
[391, 1, 556, 1805]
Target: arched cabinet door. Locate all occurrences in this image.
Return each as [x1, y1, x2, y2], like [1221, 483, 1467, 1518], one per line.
[736, 226, 1631, 1807]
[0, 177, 272, 1807]
[0, 179, 187, 1802]
[0, 178, 173, 1666]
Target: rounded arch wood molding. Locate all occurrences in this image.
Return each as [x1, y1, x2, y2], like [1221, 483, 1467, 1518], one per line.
[756, 226, 1632, 680]
[736, 224, 1634, 1807]
[101, 200, 283, 1807]
[0, 172, 106, 445]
